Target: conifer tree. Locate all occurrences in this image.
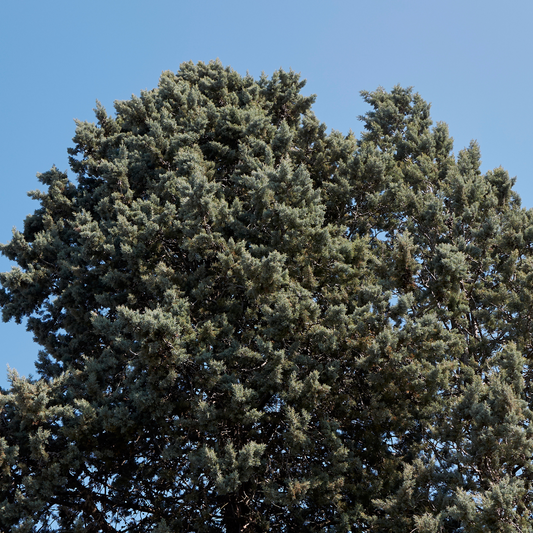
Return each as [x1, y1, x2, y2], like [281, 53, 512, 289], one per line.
[1, 61, 533, 532]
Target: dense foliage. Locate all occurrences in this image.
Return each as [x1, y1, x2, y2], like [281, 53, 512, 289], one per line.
[2, 60, 533, 532]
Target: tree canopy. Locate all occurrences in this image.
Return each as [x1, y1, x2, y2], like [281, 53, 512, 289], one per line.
[1, 60, 533, 532]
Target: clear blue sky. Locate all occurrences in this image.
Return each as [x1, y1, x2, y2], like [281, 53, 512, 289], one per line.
[1, 0, 532, 387]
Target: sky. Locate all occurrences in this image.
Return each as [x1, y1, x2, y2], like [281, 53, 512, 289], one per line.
[1, 0, 532, 388]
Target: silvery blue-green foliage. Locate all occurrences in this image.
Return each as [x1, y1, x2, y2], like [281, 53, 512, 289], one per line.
[1, 61, 533, 532]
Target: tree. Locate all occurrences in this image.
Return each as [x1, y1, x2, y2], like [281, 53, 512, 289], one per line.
[1, 60, 533, 532]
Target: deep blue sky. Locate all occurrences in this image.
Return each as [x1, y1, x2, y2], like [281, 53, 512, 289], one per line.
[1, 0, 532, 387]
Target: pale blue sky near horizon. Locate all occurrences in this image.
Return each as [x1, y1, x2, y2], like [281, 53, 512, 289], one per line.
[1, 0, 532, 388]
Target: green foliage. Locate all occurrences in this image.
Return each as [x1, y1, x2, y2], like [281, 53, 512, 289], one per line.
[1, 60, 533, 531]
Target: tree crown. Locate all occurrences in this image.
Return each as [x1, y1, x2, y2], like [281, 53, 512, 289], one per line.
[1, 60, 532, 532]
